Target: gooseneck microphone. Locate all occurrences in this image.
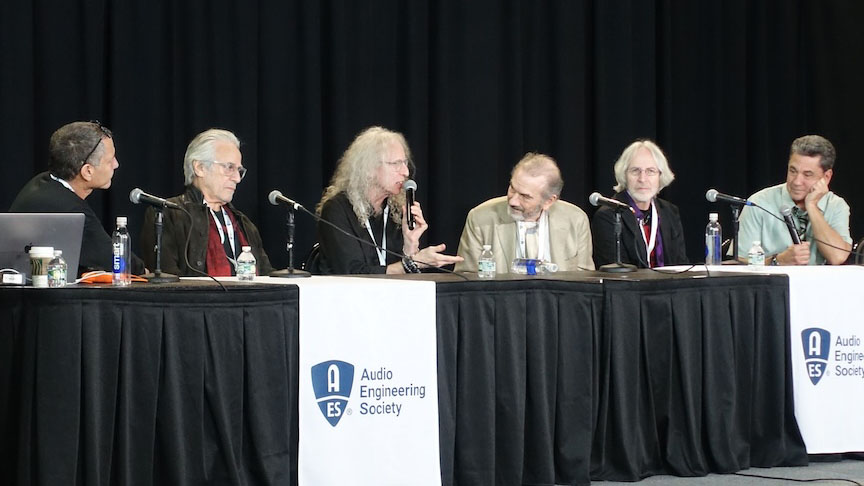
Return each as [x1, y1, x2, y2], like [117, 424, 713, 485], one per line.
[404, 179, 417, 230]
[705, 189, 752, 206]
[129, 188, 181, 209]
[780, 206, 802, 244]
[588, 192, 635, 213]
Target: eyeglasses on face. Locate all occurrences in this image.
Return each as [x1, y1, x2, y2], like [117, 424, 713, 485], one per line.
[80, 120, 114, 168]
[209, 160, 248, 180]
[383, 159, 410, 169]
[627, 167, 660, 177]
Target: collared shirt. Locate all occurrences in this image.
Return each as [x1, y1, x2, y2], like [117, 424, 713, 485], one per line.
[736, 183, 851, 265]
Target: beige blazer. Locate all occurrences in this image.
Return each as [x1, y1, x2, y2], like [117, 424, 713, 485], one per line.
[455, 196, 594, 273]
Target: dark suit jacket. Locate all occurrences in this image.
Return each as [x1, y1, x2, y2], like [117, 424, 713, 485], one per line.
[140, 185, 273, 276]
[316, 192, 403, 274]
[9, 171, 145, 276]
[591, 192, 688, 268]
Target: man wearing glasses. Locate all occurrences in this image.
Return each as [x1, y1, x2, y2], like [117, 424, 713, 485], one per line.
[737, 135, 852, 265]
[591, 140, 688, 268]
[455, 152, 594, 273]
[10, 120, 145, 277]
[140, 128, 272, 276]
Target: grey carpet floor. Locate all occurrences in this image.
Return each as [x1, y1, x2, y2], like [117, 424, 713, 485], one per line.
[593, 459, 864, 485]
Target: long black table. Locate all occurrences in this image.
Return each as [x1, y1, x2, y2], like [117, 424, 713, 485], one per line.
[0, 272, 807, 485]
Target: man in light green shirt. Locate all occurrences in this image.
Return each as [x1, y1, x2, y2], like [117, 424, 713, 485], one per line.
[737, 135, 852, 265]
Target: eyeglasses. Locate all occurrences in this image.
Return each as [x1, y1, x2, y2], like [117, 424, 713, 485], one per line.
[627, 167, 660, 177]
[384, 159, 410, 169]
[80, 120, 113, 168]
[210, 160, 248, 180]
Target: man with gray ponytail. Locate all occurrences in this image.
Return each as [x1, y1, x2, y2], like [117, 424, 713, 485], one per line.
[140, 128, 272, 276]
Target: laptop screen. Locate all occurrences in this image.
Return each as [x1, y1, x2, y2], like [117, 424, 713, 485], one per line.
[0, 213, 85, 281]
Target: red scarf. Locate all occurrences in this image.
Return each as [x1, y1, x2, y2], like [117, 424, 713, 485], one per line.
[205, 208, 250, 276]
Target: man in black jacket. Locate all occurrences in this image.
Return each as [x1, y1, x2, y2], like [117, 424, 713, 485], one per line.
[10, 121, 145, 277]
[140, 129, 272, 276]
[592, 140, 688, 268]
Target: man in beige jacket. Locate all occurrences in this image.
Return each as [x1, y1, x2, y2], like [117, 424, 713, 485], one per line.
[455, 153, 594, 274]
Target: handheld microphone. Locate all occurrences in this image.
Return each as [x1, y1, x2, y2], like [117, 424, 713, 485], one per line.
[705, 189, 752, 206]
[404, 179, 417, 230]
[268, 190, 304, 211]
[780, 206, 802, 244]
[589, 192, 635, 213]
[129, 188, 181, 209]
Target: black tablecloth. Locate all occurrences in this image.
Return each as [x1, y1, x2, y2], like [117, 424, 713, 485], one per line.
[434, 273, 807, 485]
[0, 273, 808, 485]
[0, 283, 299, 485]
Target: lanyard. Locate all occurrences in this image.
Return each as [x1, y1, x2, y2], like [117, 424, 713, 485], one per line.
[637, 202, 659, 266]
[209, 207, 237, 259]
[363, 206, 388, 266]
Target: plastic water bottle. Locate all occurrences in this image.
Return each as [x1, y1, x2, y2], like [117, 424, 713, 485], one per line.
[510, 258, 558, 275]
[236, 246, 257, 281]
[748, 240, 765, 267]
[478, 244, 496, 278]
[47, 250, 67, 288]
[112, 216, 132, 286]
[705, 212, 722, 265]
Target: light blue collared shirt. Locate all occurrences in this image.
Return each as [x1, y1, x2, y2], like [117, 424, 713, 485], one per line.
[736, 183, 851, 265]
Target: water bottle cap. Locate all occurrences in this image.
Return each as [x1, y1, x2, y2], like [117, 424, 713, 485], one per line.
[482, 244, 491, 250]
[116, 216, 127, 226]
[709, 213, 718, 221]
[752, 240, 761, 246]
[53, 250, 62, 256]
[242, 246, 252, 252]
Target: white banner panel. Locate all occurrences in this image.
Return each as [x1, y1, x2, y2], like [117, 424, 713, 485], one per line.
[295, 276, 441, 485]
[667, 265, 864, 453]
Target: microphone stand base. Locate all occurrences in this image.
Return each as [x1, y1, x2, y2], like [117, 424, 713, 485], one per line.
[269, 268, 312, 278]
[599, 263, 638, 273]
[143, 272, 181, 283]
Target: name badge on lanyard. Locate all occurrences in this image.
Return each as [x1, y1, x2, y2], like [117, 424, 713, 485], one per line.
[364, 206, 389, 266]
[210, 207, 237, 259]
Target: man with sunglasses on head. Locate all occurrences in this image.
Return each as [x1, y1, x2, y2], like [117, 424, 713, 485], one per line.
[737, 135, 852, 265]
[10, 120, 145, 277]
[140, 128, 272, 276]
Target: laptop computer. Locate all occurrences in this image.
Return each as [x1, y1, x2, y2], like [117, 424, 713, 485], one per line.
[0, 213, 85, 283]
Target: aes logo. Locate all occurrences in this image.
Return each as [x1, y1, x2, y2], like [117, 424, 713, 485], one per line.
[801, 328, 830, 385]
[311, 360, 355, 426]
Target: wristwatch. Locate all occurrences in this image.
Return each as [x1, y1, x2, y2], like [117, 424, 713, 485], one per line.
[769, 255, 779, 266]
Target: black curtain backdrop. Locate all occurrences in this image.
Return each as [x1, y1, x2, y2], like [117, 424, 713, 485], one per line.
[2, 1, 863, 269]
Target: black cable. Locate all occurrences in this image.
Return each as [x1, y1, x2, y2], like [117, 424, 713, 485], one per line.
[733, 470, 863, 485]
[279, 196, 470, 281]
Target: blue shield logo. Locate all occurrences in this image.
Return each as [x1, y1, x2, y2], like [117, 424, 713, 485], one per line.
[801, 328, 830, 385]
[311, 360, 354, 426]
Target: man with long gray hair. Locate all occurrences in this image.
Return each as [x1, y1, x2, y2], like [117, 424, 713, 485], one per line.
[315, 126, 462, 274]
[140, 128, 272, 276]
[737, 135, 851, 265]
[10, 120, 145, 276]
[591, 140, 688, 268]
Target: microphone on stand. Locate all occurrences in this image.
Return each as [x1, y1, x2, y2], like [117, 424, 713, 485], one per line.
[268, 190, 311, 278]
[705, 189, 752, 206]
[588, 192, 636, 273]
[129, 188, 180, 283]
[130, 188, 181, 209]
[589, 192, 635, 213]
[404, 179, 417, 230]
